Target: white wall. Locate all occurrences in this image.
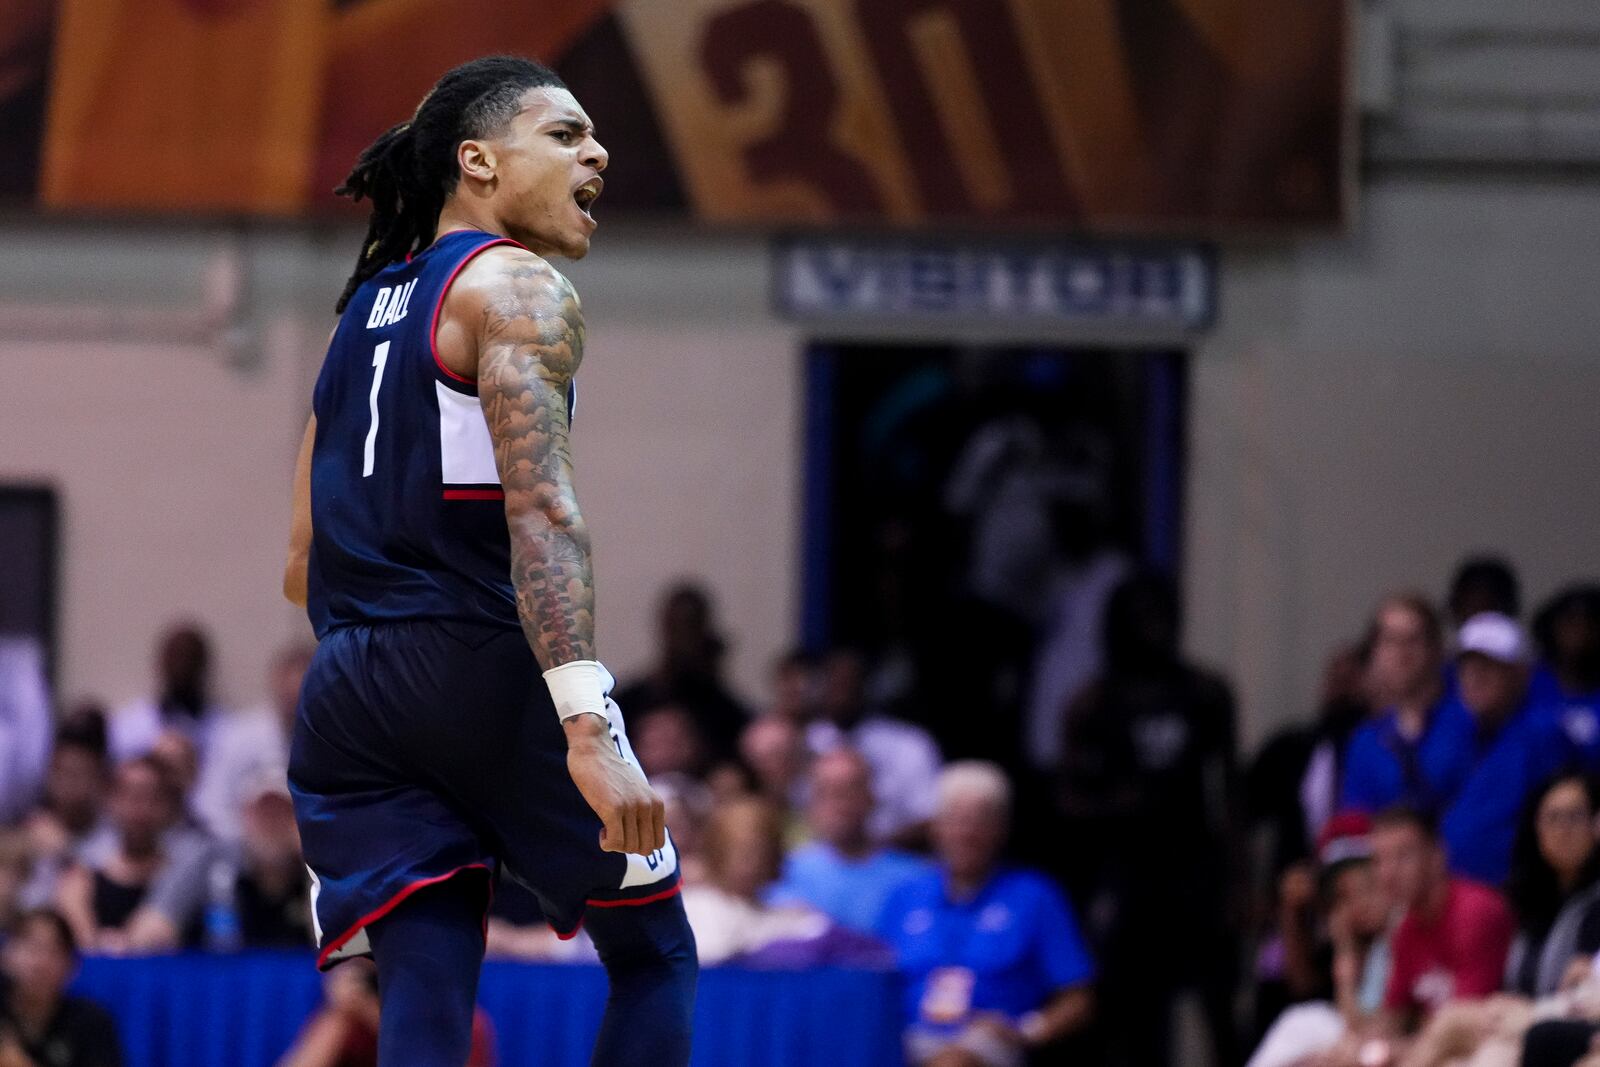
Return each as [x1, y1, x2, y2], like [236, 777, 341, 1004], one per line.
[0, 224, 800, 712]
[2, 174, 1597, 746]
[1188, 176, 1600, 744]
[0, 330, 311, 710]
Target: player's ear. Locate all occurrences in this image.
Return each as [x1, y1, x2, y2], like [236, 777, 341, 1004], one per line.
[458, 140, 497, 186]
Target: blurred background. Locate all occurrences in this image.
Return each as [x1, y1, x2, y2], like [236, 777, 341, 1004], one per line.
[2, 1, 1600, 1066]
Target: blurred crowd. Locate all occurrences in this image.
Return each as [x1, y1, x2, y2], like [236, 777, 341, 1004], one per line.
[4, 556, 1600, 1067]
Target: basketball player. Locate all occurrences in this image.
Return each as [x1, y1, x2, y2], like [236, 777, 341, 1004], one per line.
[282, 57, 695, 1066]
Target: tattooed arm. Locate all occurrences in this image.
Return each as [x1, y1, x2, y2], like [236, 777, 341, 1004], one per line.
[448, 247, 663, 856]
[472, 256, 595, 668]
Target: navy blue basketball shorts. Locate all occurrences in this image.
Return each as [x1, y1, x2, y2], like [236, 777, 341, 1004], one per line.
[289, 619, 680, 970]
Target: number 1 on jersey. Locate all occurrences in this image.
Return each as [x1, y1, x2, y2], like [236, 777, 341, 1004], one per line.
[362, 341, 391, 478]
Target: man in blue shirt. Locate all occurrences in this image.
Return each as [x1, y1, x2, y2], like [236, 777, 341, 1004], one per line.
[769, 748, 930, 933]
[1441, 612, 1574, 886]
[879, 762, 1093, 1066]
[1341, 595, 1476, 816]
[1530, 585, 1600, 770]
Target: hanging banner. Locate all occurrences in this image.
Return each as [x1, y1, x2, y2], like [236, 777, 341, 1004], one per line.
[0, 0, 1348, 232]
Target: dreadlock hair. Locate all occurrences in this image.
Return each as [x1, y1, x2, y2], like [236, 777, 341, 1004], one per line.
[334, 55, 566, 313]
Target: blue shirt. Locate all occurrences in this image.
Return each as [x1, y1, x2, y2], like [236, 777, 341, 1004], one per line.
[1341, 696, 1477, 816]
[769, 843, 931, 934]
[1529, 666, 1600, 771]
[1442, 699, 1574, 885]
[878, 867, 1094, 1035]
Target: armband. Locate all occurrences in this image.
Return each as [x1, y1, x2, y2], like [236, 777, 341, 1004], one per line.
[543, 660, 614, 723]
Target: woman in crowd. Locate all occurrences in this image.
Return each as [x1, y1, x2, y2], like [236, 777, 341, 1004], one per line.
[681, 796, 884, 967]
[1504, 774, 1600, 997]
[1379, 774, 1600, 1067]
[0, 910, 122, 1067]
[52, 757, 210, 953]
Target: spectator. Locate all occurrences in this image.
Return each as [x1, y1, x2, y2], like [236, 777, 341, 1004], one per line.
[1441, 613, 1572, 886]
[53, 757, 211, 954]
[1246, 814, 1396, 1067]
[807, 650, 942, 845]
[880, 761, 1094, 1066]
[16, 713, 110, 911]
[1023, 516, 1130, 773]
[1375, 807, 1513, 1029]
[149, 732, 202, 830]
[1532, 585, 1600, 766]
[1504, 773, 1600, 998]
[1448, 556, 1522, 630]
[770, 749, 930, 934]
[766, 650, 819, 724]
[1341, 594, 1474, 816]
[1058, 570, 1239, 1067]
[223, 773, 312, 949]
[276, 959, 494, 1067]
[0, 636, 50, 827]
[1360, 775, 1600, 1067]
[107, 623, 228, 764]
[630, 703, 712, 781]
[652, 773, 712, 888]
[615, 583, 751, 760]
[738, 716, 809, 843]
[681, 796, 882, 967]
[0, 909, 122, 1067]
[1249, 642, 1373, 881]
[194, 643, 312, 841]
[1444, 555, 1523, 705]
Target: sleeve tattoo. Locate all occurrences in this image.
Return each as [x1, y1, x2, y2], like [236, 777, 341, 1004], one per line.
[477, 261, 596, 669]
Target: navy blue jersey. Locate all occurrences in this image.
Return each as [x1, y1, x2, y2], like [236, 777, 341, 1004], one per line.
[306, 229, 573, 637]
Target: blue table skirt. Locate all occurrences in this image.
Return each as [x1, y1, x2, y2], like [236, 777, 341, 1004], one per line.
[74, 954, 904, 1067]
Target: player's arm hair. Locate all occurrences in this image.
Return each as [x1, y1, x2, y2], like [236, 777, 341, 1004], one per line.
[474, 254, 595, 669]
[283, 413, 316, 608]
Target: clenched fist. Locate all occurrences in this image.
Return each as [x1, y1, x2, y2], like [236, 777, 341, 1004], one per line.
[563, 713, 666, 856]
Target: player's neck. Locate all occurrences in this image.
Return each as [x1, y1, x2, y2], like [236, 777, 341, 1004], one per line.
[433, 202, 503, 244]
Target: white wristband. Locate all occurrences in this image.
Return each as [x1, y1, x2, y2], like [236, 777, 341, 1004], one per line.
[543, 660, 614, 723]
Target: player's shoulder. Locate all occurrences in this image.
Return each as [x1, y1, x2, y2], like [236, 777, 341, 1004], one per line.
[451, 243, 581, 319]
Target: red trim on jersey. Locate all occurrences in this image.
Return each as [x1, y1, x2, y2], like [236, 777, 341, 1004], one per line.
[585, 881, 683, 910]
[443, 488, 505, 501]
[429, 236, 529, 387]
[550, 916, 585, 942]
[316, 863, 490, 971]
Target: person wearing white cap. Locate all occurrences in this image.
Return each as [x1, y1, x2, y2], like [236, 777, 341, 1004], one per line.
[1439, 613, 1575, 886]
